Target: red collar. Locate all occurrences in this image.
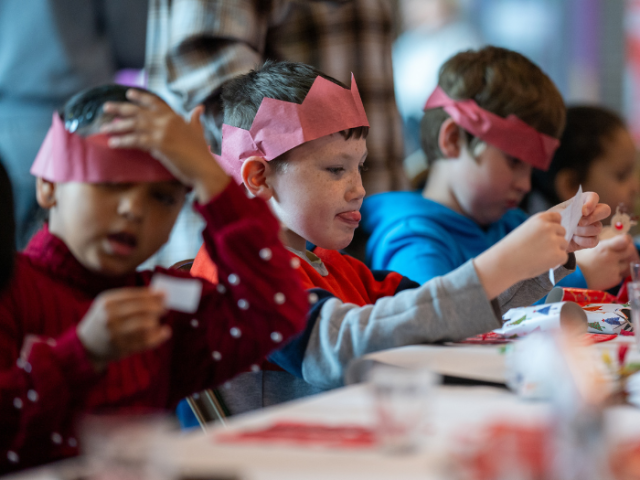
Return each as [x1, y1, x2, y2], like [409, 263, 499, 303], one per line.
[23, 225, 140, 297]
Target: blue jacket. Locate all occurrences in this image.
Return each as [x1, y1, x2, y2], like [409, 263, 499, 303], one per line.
[361, 192, 587, 288]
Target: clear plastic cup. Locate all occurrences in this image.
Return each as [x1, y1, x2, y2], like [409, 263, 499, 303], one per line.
[368, 365, 437, 454]
[628, 281, 640, 351]
[79, 413, 177, 480]
[630, 263, 640, 283]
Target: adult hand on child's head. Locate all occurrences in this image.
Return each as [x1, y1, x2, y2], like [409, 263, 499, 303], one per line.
[575, 234, 639, 291]
[101, 90, 230, 203]
[548, 192, 610, 252]
[77, 287, 171, 370]
[474, 211, 569, 299]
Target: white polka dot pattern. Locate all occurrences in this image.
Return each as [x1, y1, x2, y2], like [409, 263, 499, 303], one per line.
[259, 248, 272, 261]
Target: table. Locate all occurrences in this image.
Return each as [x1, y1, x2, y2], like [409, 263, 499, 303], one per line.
[358, 344, 507, 384]
[165, 384, 549, 480]
[357, 336, 639, 386]
[7, 337, 640, 480]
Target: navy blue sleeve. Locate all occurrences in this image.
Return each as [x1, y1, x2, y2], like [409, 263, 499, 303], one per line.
[371, 270, 420, 293]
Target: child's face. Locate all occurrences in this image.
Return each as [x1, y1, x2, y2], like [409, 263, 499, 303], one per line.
[582, 127, 639, 220]
[452, 143, 532, 225]
[265, 133, 367, 251]
[43, 181, 186, 275]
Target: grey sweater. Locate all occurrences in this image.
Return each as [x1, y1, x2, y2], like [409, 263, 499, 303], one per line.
[219, 254, 575, 414]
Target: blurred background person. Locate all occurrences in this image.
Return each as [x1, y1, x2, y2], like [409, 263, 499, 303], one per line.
[0, 0, 148, 248]
[0, 159, 15, 292]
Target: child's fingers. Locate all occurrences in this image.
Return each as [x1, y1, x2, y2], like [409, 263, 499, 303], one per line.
[580, 192, 600, 216]
[539, 210, 562, 222]
[578, 204, 611, 226]
[601, 234, 633, 253]
[100, 118, 139, 135]
[121, 324, 171, 355]
[108, 133, 153, 150]
[570, 235, 599, 250]
[189, 105, 205, 131]
[573, 223, 602, 238]
[106, 293, 166, 320]
[126, 89, 168, 111]
[144, 325, 172, 350]
[103, 101, 141, 118]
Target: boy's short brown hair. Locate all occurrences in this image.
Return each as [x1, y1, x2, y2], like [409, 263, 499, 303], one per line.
[421, 46, 566, 165]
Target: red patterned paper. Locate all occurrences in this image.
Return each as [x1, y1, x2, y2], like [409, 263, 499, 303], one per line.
[215, 421, 376, 449]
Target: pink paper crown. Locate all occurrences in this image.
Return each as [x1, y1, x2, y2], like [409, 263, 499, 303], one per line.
[219, 74, 369, 183]
[30, 113, 177, 183]
[424, 86, 560, 171]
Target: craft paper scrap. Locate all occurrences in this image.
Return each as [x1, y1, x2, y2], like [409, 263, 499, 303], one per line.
[549, 185, 584, 284]
[498, 301, 634, 338]
[215, 421, 376, 449]
[546, 286, 617, 306]
[150, 273, 202, 314]
[497, 302, 587, 338]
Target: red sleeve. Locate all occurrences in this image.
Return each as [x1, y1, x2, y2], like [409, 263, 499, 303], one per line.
[0, 271, 103, 472]
[191, 243, 218, 284]
[164, 181, 308, 404]
[342, 254, 409, 301]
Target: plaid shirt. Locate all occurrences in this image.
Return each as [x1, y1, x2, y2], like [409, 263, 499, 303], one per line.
[146, 0, 406, 194]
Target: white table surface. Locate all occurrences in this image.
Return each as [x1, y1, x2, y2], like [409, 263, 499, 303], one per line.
[360, 344, 508, 384]
[359, 336, 639, 385]
[165, 384, 547, 480]
[7, 337, 640, 480]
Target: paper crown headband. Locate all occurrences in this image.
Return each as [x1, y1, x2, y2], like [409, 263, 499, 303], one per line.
[424, 86, 560, 171]
[30, 113, 177, 183]
[219, 74, 369, 183]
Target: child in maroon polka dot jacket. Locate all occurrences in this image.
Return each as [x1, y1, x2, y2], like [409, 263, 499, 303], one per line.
[0, 85, 308, 473]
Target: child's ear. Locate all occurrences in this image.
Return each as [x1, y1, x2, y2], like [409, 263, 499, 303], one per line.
[241, 157, 274, 201]
[437, 118, 462, 159]
[555, 168, 580, 202]
[36, 178, 57, 209]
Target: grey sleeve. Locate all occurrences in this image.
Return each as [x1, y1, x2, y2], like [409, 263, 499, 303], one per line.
[301, 260, 501, 389]
[496, 253, 577, 314]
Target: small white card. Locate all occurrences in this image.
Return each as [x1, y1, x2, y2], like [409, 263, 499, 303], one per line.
[549, 185, 584, 285]
[150, 273, 203, 314]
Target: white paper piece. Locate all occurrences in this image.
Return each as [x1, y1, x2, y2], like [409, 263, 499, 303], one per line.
[549, 185, 584, 285]
[150, 273, 203, 313]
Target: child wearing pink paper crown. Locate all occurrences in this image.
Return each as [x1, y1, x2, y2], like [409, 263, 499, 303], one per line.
[0, 84, 308, 473]
[362, 46, 614, 291]
[190, 61, 608, 414]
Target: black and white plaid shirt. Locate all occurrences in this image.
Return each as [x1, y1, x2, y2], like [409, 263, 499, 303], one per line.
[146, 0, 406, 194]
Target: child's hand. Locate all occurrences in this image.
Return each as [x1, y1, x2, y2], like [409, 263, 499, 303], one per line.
[101, 90, 230, 203]
[548, 192, 611, 252]
[575, 235, 639, 291]
[474, 211, 569, 299]
[77, 287, 171, 369]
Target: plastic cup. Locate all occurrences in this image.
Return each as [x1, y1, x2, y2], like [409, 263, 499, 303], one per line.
[368, 365, 437, 453]
[79, 413, 177, 480]
[630, 263, 640, 283]
[628, 281, 640, 351]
